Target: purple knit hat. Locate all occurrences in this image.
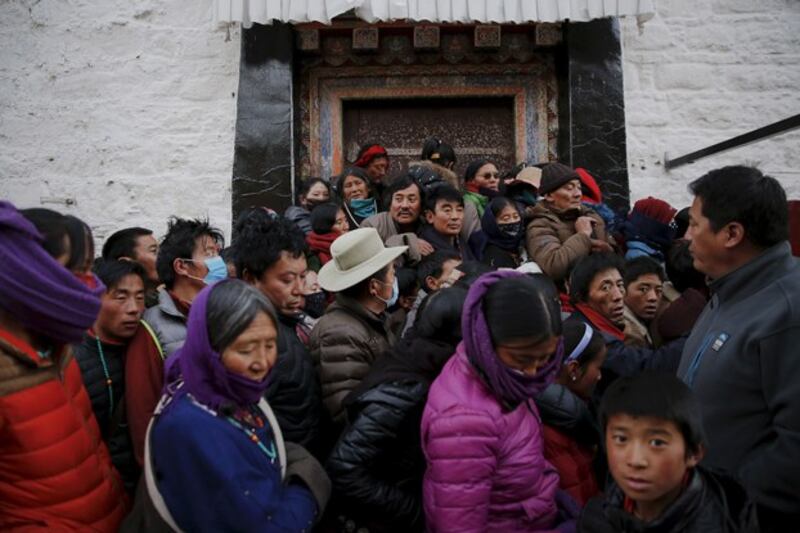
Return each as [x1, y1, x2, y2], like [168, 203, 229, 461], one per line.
[461, 270, 564, 406]
[164, 279, 276, 411]
[0, 201, 100, 345]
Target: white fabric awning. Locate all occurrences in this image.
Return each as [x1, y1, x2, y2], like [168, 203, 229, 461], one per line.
[214, 0, 655, 26]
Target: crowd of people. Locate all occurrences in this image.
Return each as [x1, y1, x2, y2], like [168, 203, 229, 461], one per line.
[0, 138, 798, 533]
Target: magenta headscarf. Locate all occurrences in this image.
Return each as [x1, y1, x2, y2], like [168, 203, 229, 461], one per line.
[0, 201, 100, 345]
[461, 270, 564, 407]
[164, 279, 276, 412]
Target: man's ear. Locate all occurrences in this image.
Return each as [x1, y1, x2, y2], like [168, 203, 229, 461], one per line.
[424, 209, 435, 224]
[425, 275, 439, 292]
[242, 268, 255, 285]
[173, 258, 190, 277]
[686, 443, 705, 468]
[722, 222, 746, 249]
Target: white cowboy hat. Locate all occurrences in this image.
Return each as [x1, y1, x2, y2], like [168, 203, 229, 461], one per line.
[318, 228, 408, 292]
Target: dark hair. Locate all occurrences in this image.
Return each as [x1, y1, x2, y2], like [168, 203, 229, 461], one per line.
[489, 196, 518, 217]
[689, 165, 788, 248]
[20, 208, 69, 260]
[484, 274, 562, 346]
[340, 264, 390, 300]
[92, 258, 146, 291]
[235, 214, 306, 281]
[464, 158, 493, 183]
[421, 137, 457, 167]
[310, 203, 341, 234]
[623, 256, 666, 288]
[562, 321, 605, 367]
[569, 253, 625, 304]
[157, 217, 224, 290]
[600, 371, 705, 455]
[417, 250, 462, 291]
[673, 207, 690, 240]
[665, 240, 706, 292]
[423, 184, 463, 213]
[102, 227, 153, 261]
[414, 286, 467, 344]
[454, 261, 494, 289]
[296, 177, 331, 204]
[206, 280, 278, 354]
[383, 175, 422, 210]
[395, 267, 419, 297]
[64, 215, 94, 272]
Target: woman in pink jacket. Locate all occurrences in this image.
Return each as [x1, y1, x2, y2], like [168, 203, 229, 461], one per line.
[421, 270, 576, 532]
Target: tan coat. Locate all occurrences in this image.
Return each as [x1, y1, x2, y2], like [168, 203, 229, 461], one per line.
[308, 295, 394, 427]
[622, 305, 654, 348]
[525, 203, 607, 282]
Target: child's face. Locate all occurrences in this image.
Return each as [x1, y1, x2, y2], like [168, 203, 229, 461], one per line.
[605, 414, 701, 522]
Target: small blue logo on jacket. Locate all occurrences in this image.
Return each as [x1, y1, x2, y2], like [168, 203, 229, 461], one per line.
[711, 332, 730, 352]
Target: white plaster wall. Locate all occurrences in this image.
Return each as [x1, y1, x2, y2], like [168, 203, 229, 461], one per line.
[0, 0, 240, 245]
[621, 0, 800, 210]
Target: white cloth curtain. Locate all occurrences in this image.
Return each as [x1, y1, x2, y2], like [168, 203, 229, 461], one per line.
[213, 0, 655, 25]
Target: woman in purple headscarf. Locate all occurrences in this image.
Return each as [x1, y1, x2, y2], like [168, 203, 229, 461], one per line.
[132, 279, 330, 532]
[421, 271, 577, 532]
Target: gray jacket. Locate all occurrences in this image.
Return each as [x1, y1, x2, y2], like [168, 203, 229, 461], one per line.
[142, 288, 187, 358]
[677, 241, 800, 518]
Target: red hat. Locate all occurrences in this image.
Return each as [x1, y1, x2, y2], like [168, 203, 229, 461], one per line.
[631, 197, 677, 224]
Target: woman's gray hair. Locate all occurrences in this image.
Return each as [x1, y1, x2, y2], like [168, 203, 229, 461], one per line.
[206, 279, 279, 353]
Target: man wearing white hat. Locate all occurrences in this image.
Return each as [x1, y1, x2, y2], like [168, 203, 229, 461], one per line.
[309, 228, 407, 429]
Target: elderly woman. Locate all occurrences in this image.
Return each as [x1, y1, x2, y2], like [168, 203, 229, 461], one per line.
[422, 271, 576, 532]
[337, 167, 379, 229]
[140, 280, 330, 532]
[525, 162, 612, 283]
[309, 228, 407, 429]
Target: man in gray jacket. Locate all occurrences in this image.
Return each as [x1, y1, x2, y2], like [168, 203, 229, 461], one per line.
[677, 165, 800, 531]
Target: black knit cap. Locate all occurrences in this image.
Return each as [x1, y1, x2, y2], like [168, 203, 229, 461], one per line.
[537, 162, 581, 195]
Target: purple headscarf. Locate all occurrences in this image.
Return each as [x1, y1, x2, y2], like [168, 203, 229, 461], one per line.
[164, 279, 276, 412]
[0, 201, 100, 345]
[461, 270, 564, 406]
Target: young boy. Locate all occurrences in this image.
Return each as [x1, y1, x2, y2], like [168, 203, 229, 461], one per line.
[579, 372, 759, 532]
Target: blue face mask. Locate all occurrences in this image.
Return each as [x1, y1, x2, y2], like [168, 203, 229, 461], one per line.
[374, 277, 399, 308]
[202, 256, 229, 285]
[186, 256, 228, 285]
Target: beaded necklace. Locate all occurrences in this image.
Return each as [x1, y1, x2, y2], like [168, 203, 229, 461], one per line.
[95, 336, 114, 419]
[225, 411, 277, 464]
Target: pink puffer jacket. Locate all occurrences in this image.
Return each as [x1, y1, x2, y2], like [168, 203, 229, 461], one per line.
[421, 346, 561, 532]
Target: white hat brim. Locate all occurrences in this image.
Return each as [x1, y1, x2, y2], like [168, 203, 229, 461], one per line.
[317, 245, 408, 292]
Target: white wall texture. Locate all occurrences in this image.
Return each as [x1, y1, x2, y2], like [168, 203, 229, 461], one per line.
[0, 0, 240, 245]
[1, 0, 797, 246]
[621, 0, 800, 209]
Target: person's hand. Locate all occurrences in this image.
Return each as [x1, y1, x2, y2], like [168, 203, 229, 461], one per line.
[575, 216, 595, 236]
[417, 238, 435, 256]
[590, 239, 614, 253]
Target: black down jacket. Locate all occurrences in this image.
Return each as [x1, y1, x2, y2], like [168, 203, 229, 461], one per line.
[264, 314, 324, 456]
[73, 333, 140, 494]
[579, 467, 759, 533]
[325, 335, 455, 532]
